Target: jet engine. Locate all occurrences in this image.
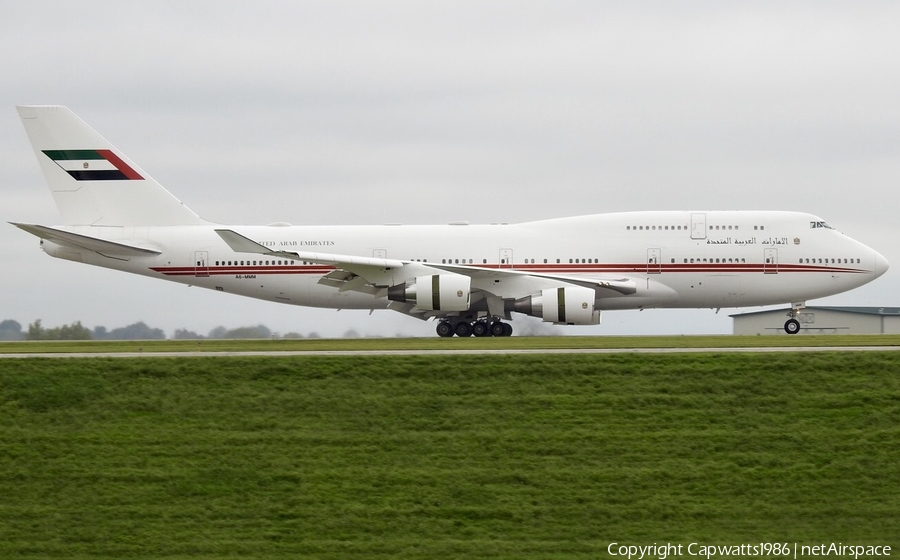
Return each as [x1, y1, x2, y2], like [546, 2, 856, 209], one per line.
[513, 286, 600, 325]
[387, 274, 471, 312]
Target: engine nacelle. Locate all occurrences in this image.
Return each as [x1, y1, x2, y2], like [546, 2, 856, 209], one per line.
[514, 286, 600, 325]
[387, 274, 471, 312]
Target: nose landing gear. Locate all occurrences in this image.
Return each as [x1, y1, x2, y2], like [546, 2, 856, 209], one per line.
[784, 302, 805, 335]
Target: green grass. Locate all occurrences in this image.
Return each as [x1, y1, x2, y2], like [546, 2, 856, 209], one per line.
[2, 333, 900, 353]
[1, 353, 898, 558]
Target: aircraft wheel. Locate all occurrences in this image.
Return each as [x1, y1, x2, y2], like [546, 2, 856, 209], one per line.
[501, 322, 514, 337]
[472, 321, 490, 337]
[784, 318, 801, 335]
[489, 322, 507, 337]
[455, 321, 473, 337]
[436, 322, 454, 338]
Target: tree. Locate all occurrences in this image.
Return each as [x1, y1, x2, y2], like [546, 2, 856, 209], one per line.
[26, 320, 92, 340]
[56, 321, 93, 340]
[208, 325, 272, 339]
[27, 319, 43, 340]
[174, 329, 204, 340]
[224, 325, 272, 339]
[208, 326, 229, 339]
[105, 322, 166, 340]
[0, 320, 23, 340]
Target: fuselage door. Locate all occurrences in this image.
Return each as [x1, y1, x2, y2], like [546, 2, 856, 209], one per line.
[691, 213, 707, 240]
[194, 251, 209, 278]
[647, 248, 662, 274]
[763, 248, 778, 274]
[499, 248, 513, 269]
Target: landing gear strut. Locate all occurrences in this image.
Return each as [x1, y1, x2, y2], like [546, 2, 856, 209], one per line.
[435, 320, 512, 337]
[784, 302, 805, 335]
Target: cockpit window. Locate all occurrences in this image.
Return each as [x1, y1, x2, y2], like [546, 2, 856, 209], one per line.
[810, 221, 833, 229]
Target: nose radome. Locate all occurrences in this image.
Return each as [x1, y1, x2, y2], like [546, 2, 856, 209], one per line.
[875, 250, 889, 278]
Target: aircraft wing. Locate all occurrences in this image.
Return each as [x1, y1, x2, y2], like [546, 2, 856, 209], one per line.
[214, 228, 404, 269]
[215, 228, 636, 303]
[11, 223, 161, 257]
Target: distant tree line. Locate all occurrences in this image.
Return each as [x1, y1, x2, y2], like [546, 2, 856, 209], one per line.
[0, 320, 322, 341]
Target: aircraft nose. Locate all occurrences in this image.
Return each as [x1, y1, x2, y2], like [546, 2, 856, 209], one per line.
[874, 250, 889, 278]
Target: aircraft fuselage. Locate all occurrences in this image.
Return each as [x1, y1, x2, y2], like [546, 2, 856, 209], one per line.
[41, 210, 886, 314]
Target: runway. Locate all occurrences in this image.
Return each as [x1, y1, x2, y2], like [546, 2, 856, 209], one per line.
[2, 346, 900, 358]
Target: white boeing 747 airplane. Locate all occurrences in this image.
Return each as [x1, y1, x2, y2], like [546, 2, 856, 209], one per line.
[12, 106, 889, 336]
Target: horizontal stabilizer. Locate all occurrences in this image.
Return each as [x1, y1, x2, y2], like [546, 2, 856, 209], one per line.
[11, 223, 161, 257]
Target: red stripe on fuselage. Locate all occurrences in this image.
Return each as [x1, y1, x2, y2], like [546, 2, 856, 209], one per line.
[150, 265, 335, 276]
[148, 264, 868, 276]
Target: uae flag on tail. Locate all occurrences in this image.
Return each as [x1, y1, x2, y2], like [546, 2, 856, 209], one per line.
[42, 149, 144, 181]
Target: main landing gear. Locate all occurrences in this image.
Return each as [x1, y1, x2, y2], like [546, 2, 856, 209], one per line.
[784, 302, 805, 335]
[436, 320, 513, 338]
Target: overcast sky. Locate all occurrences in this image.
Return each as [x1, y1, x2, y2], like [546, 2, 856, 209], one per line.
[2, 1, 898, 338]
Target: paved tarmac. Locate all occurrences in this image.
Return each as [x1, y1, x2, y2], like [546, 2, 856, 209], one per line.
[2, 346, 900, 358]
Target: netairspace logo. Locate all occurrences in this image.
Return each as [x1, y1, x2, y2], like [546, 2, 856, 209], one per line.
[607, 542, 892, 560]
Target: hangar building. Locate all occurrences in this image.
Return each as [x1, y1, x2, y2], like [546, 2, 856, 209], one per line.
[731, 306, 900, 335]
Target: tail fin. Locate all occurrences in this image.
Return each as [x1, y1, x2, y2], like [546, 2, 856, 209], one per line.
[17, 105, 208, 226]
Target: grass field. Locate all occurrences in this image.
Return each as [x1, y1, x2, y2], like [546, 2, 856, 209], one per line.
[2, 333, 900, 354]
[1, 352, 898, 558]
